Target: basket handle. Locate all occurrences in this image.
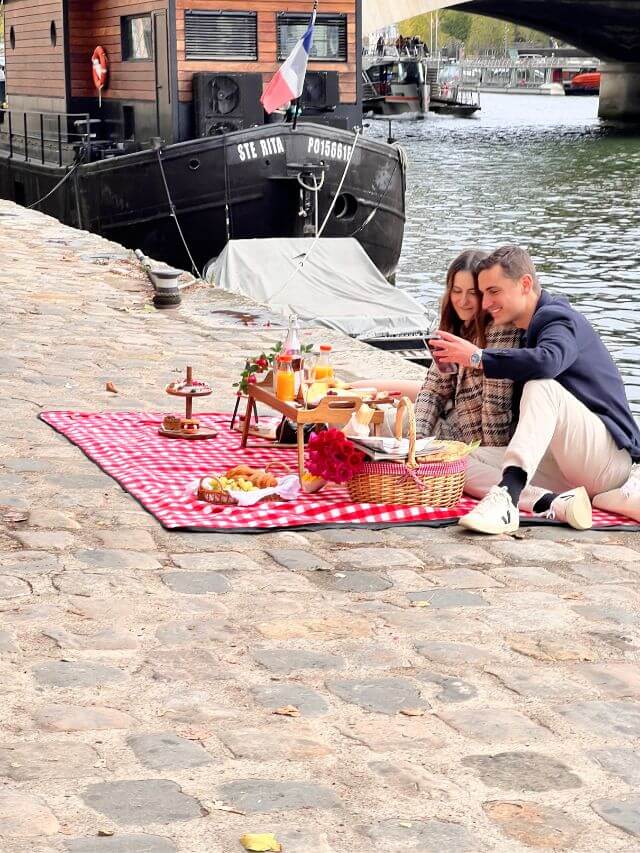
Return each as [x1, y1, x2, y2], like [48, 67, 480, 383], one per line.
[393, 396, 417, 469]
[264, 461, 292, 476]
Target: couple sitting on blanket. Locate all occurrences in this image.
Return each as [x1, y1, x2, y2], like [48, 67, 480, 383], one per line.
[361, 245, 640, 534]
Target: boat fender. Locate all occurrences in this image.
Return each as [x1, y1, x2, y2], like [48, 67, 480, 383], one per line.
[91, 46, 109, 103]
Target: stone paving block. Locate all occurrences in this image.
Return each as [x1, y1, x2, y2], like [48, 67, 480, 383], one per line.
[592, 794, 640, 838]
[414, 671, 477, 703]
[438, 708, 550, 743]
[0, 790, 60, 837]
[219, 726, 333, 760]
[146, 649, 226, 682]
[268, 828, 333, 853]
[74, 549, 161, 571]
[252, 647, 344, 674]
[82, 780, 204, 825]
[160, 571, 231, 594]
[255, 616, 371, 640]
[386, 569, 430, 590]
[155, 619, 232, 645]
[96, 529, 157, 550]
[407, 589, 488, 608]
[589, 748, 640, 785]
[161, 691, 235, 724]
[65, 836, 177, 852]
[569, 562, 637, 583]
[5, 457, 52, 473]
[357, 818, 478, 851]
[341, 642, 408, 670]
[422, 542, 501, 567]
[27, 508, 82, 530]
[318, 528, 382, 544]
[0, 629, 17, 653]
[587, 544, 640, 563]
[487, 667, 589, 700]
[32, 660, 126, 689]
[128, 733, 213, 770]
[508, 634, 596, 662]
[333, 547, 422, 568]
[48, 473, 112, 490]
[574, 604, 638, 627]
[426, 568, 503, 588]
[338, 718, 444, 752]
[369, 759, 458, 798]
[415, 640, 498, 666]
[334, 570, 393, 592]
[463, 751, 582, 791]
[557, 700, 640, 737]
[33, 704, 137, 732]
[383, 609, 483, 638]
[327, 677, 427, 714]
[483, 800, 584, 849]
[0, 551, 60, 575]
[490, 540, 582, 563]
[251, 683, 329, 717]
[0, 575, 31, 598]
[43, 626, 139, 651]
[218, 779, 340, 813]
[490, 565, 567, 587]
[0, 740, 99, 781]
[266, 548, 331, 572]
[14, 530, 79, 550]
[171, 552, 262, 572]
[578, 662, 640, 698]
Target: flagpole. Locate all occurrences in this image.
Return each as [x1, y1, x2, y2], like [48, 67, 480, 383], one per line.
[292, 0, 317, 131]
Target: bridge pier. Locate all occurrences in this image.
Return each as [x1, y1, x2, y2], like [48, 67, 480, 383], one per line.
[599, 63, 640, 122]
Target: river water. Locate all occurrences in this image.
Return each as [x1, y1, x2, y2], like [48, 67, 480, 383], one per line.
[365, 93, 640, 413]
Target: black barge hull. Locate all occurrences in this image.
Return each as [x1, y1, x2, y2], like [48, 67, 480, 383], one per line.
[0, 122, 405, 279]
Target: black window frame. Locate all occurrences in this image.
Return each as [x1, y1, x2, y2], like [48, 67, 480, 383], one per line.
[276, 13, 347, 63]
[121, 14, 154, 63]
[184, 10, 258, 61]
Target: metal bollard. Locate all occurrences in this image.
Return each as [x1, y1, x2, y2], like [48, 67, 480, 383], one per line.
[152, 267, 182, 309]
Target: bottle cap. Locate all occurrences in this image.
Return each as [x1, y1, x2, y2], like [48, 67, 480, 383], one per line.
[319, 344, 332, 352]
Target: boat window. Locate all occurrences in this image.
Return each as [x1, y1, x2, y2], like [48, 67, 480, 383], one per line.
[277, 14, 347, 62]
[122, 15, 153, 61]
[50, 21, 57, 48]
[184, 10, 258, 61]
[397, 63, 421, 85]
[9, 27, 16, 50]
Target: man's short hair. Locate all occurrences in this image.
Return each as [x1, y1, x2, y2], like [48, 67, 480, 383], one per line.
[476, 245, 540, 294]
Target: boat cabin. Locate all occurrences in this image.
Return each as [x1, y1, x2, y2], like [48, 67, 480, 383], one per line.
[1, 0, 360, 162]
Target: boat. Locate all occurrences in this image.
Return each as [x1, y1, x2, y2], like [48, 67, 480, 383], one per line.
[362, 53, 430, 117]
[0, 2, 406, 279]
[429, 85, 481, 117]
[564, 71, 600, 96]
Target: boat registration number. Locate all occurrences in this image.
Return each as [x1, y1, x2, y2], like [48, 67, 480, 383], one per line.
[234, 135, 353, 163]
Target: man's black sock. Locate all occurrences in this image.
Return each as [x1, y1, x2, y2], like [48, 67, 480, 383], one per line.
[533, 492, 558, 514]
[499, 466, 528, 506]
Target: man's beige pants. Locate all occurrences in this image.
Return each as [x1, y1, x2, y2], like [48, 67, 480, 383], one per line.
[465, 379, 632, 511]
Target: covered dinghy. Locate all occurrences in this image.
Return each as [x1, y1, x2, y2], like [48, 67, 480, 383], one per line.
[208, 237, 432, 342]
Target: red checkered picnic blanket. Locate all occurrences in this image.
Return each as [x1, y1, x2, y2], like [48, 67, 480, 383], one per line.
[40, 411, 638, 532]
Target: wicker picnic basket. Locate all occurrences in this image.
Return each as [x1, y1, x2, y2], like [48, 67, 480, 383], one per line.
[346, 397, 472, 508]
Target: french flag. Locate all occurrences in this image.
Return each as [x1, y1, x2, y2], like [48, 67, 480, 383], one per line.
[261, 4, 317, 114]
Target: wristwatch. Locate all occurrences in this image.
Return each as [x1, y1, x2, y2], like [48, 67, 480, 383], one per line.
[470, 348, 483, 369]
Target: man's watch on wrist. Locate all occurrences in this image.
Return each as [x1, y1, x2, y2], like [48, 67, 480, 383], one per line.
[470, 348, 483, 369]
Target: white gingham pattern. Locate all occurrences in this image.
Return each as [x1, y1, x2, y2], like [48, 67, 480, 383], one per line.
[40, 411, 639, 532]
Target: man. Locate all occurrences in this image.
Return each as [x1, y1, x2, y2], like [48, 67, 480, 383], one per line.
[430, 245, 640, 534]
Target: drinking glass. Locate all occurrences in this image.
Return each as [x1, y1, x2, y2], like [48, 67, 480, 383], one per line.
[301, 357, 317, 409]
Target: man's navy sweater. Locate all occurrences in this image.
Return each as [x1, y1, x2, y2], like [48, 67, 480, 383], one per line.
[482, 290, 640, 461]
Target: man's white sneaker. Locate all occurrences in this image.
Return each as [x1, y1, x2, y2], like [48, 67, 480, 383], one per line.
[459, 485, 519, 535]
[545, 487, 592, 530]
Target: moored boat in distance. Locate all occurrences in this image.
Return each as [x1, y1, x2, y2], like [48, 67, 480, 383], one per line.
[0, 0, 406, 278]
[564, 71, 601, 96]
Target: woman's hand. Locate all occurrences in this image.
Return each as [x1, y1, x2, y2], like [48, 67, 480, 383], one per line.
[430, 331, 481, 368]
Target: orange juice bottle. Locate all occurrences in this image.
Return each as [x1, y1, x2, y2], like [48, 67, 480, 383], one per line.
[276, 355, 295, 402]
[314, 345, 334, 380]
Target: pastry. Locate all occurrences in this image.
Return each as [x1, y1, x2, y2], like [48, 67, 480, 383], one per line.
[180, 418, 199, 433]
[162, 414, 181, 431]
[226, 465, 278, 489]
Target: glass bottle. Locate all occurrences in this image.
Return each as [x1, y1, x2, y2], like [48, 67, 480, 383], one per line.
[275, 354, 295, 402]
[283, 314, 302, 393]
[314, 344, 334, 381]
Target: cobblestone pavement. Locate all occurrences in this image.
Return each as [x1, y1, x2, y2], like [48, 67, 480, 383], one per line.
[2, 200, 640, 853]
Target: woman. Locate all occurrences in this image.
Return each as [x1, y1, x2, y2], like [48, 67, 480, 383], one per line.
[414, 249, 521, 444]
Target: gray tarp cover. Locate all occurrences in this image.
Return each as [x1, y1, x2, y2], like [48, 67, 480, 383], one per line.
[210, 238, 431, 339]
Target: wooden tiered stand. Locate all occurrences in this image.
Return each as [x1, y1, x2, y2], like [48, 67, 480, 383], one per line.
[159, 366, 218, 440]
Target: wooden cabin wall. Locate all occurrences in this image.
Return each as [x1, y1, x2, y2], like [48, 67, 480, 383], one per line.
[175, 0, 357, 105]
[68, 0, 168, 101]
[3, 0, 67, 113]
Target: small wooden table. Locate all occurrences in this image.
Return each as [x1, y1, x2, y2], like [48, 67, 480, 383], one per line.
[241, 378, 385, 478]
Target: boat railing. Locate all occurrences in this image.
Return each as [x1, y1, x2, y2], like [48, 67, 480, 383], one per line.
[0, 109, 93, 166]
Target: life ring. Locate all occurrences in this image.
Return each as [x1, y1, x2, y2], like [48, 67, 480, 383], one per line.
[91, 46, 109, 92]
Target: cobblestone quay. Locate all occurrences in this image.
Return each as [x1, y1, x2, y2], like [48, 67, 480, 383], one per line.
[2, 199, 640, 852]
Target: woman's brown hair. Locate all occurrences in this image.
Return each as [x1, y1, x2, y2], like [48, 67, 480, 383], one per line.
[439, 249, 489, 347]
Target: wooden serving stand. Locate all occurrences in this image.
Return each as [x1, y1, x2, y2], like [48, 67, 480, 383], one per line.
[241, 372, 385, 478]
[160, 365, 218, 440]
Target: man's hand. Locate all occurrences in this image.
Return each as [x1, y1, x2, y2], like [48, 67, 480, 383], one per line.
[430, 330, 480, 368]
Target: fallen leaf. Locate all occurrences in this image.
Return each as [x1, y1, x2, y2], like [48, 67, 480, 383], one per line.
[0, 505, 28, 524]
[411, 600, 431, 608]
[400, 708, 425, 717]
[97, 830, 115, 837]
[240, 833, 282, 852]
[273, 705, 300, 717]
[211, 801, 245, 815]
[105, 381, 118, 393]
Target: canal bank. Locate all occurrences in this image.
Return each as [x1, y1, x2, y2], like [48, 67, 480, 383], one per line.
[2, 200, 640, 852]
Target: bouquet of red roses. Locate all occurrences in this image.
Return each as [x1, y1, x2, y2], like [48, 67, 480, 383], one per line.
[307, 428, 365, 484]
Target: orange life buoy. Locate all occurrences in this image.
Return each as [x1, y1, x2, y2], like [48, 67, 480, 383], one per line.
[91, 46, 109, 92]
